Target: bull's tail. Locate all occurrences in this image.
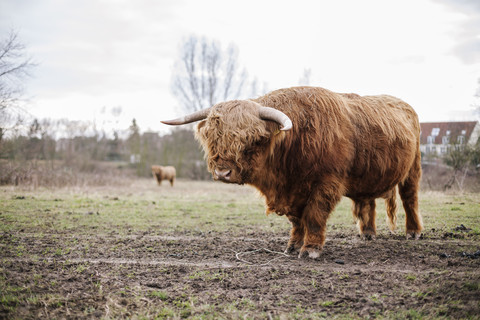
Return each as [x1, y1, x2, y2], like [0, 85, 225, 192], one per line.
[385, 187, 398, 233]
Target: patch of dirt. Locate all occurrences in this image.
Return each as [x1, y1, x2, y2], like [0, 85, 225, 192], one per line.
[1, 230, 479, 319]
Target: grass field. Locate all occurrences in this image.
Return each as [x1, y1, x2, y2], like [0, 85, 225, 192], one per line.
[1, 179, 479, 319]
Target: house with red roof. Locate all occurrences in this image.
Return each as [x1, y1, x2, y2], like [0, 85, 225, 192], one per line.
[420, 121, 480, 156]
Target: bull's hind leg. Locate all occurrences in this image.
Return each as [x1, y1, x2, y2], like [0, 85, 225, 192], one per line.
[285, 215, 304, 254]
[352, 199, 376, 239]
[385, 188, 398, 233]
[399, 154, 423, 239]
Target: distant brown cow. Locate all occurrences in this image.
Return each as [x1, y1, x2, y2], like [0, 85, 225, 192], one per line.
[161, 86, 423, 259]
[152, 165, 176, 186]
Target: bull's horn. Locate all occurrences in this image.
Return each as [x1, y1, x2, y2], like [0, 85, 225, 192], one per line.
[161, 107, 212, 126]
[258, 106, 293, 131]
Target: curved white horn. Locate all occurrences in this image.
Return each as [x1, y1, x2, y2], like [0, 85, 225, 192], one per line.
[161, 107, 212, 126]
[258, 106, 293, 131]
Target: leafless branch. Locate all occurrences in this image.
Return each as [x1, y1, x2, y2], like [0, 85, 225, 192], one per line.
[0, 30, 35, 83]
[0, 29, 36, 139]
[171, 35, 249, 114]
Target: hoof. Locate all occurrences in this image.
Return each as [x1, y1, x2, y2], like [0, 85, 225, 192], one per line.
[361, 233, 376, 241]
[360, 228, 376, 240]
[284, 245, 298, 254]
[285, 241, 303, 254]
[298, 247, 322, 259]
[406, 231, 421, 240]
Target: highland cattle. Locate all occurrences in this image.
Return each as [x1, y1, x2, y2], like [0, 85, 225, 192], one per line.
[152, 165, 176, 187]
[162, 86, 423, 259]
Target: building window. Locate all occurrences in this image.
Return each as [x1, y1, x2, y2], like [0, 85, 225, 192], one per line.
[427, 136, 434, 144]
[442, 136, 449, 145]
[457, 135, 465, 144]
[431, 128, 440, 137]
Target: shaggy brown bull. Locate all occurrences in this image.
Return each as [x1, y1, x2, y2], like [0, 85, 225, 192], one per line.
[162, 86, 423, 259]
[152, 165, 176, 186]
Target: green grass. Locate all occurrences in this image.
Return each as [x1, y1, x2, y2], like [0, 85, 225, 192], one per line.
[2, 180, 479, 238]
[405, 274, 417, 281]
[149, 290, 169, 300]
[0, 180, 285, 235]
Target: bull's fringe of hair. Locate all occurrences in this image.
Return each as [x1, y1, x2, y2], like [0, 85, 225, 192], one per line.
[195, 100, 273, 173]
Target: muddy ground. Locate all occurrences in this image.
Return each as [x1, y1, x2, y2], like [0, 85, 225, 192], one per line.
[1, 228, 479, 319]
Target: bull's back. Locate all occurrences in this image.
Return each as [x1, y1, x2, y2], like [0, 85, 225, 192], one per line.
[162, 166, 176, 179]
[163, 166, 176, 174]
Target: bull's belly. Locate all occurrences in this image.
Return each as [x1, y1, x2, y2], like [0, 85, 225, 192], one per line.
[345, 172, 403, 200]
[345, 188, 394, 200]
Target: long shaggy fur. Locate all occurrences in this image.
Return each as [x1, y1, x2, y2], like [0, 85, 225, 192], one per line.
[196, 101, 271, 174]
[194, 86, 423, 257]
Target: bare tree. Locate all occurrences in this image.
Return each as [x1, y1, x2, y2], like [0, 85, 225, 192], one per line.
[171, 36, 247, 113]
[0, 30, 35, 140]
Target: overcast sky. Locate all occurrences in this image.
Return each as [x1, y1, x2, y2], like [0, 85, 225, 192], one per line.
[1, 0, 480, 134]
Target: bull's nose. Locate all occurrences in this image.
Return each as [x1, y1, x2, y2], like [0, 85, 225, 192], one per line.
[214, 168, 231, 181]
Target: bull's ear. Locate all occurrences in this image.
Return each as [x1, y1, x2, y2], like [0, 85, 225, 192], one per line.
[197, 120, 207, 131]
[264, 120, 284, 137]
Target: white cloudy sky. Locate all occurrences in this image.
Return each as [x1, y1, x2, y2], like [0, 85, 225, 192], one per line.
[1, 0, 480, 134]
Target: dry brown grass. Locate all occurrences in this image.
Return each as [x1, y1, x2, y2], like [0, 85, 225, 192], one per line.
[421, 163, 480, 192]
[0, 160, 136, 189]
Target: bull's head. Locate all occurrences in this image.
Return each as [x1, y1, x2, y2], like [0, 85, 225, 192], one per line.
[161, 100, 292, 184]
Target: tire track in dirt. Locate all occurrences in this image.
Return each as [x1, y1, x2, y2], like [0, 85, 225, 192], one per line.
[3, 231, 478, 245]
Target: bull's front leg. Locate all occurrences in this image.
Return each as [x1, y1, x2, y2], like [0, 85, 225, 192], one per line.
[285, 215, 304, 254]
[299, 187, 342, 259]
